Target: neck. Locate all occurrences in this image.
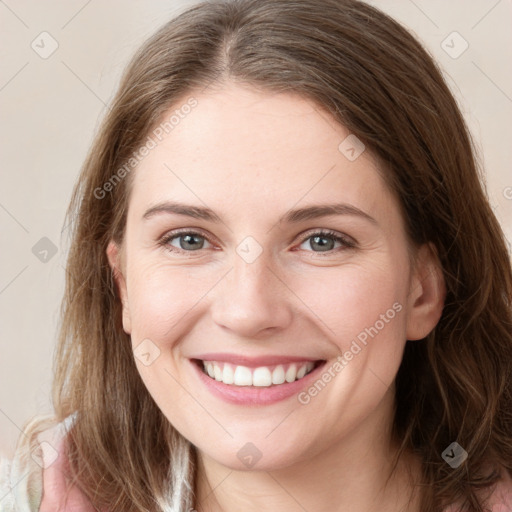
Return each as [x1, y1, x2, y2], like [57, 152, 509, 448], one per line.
[193, 390, 422, 512]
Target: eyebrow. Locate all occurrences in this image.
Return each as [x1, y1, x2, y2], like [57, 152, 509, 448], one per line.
[142, 201, 378, 226]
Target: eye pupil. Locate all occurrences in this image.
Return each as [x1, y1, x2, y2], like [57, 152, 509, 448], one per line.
[181, 234, 203, 250]
[311, 235, 334, 252]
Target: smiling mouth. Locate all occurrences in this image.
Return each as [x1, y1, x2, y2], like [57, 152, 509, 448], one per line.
[193, 359, 325, 387]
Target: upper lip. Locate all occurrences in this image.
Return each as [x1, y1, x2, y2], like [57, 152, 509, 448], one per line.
[192, 353, 325, 368]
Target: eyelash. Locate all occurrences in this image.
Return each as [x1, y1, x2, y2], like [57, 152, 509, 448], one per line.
[158, 228, 356, 257]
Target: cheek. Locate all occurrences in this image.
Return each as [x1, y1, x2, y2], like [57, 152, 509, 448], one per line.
[126, 261, 209, 341]
[285, 261, 408, 433]
[293, 260, 407, 346]
[293, 257, 410, 401]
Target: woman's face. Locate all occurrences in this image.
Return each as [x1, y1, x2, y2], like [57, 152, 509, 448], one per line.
[108, 83, 443, 471]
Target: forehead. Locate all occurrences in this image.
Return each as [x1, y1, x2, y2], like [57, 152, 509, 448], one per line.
[128, 84, 395, 224]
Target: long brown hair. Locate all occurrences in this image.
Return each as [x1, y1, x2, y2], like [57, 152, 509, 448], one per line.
[18, 0, 512, 510]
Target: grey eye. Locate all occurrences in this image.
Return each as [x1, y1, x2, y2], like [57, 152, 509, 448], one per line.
[299, 234, 344, 252]
[169, 233, 211, 251]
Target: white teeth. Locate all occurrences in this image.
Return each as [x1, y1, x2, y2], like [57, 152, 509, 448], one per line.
[285, 364, 297, 383]
[233, 365, 252, 386]
[252, 367, 272, 387]
[272, 365, 286, 385]
[222, 363, 234, 384]
[296, 365, 307, 380]
[201, 361, 317, 387]
[205, 361, 215, 378]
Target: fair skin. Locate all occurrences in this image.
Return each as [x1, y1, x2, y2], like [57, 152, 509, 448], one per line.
[107, 82, 445, 512]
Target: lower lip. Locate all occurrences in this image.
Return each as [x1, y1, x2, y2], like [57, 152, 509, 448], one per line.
[190, 359, 327, 405]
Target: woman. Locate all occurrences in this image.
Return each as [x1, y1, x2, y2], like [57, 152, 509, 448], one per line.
[1, 0, 511, 510]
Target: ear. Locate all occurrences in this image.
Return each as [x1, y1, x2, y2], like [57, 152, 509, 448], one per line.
[106, 240, 132, 335]
[405, 242, 446, 341]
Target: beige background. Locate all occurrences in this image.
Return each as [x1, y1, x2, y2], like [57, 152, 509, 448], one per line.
[1, 0, 511, 459]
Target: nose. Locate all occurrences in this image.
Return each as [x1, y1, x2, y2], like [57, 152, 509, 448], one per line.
[210, 252, 293, 339]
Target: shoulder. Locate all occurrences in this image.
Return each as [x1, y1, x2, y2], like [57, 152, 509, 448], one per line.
[0, 453, 20, 511]
[0, 414, 54, 512]
[443, 470, 512, 512]
[485, 470, 512, 511]
[0, 413, 96, 512]
[36, 414, 98, 512]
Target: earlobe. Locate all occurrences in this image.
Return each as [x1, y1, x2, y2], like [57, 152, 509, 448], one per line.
[405, 242, 446, 341]
[106, 240, 132, 334]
